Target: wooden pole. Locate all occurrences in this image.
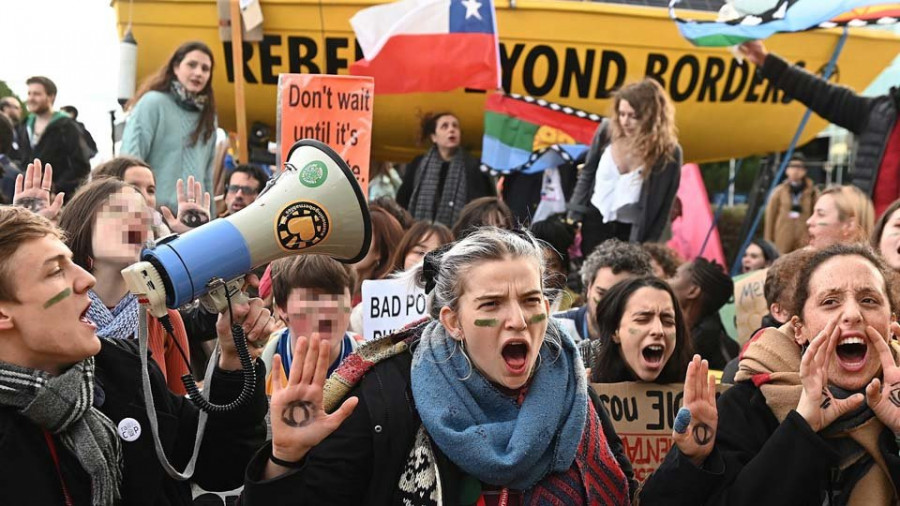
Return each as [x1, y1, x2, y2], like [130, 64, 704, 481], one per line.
[230, 0, 249, 163]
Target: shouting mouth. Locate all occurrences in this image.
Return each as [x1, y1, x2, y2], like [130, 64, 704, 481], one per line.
[641, 344, 665, 369]
[501, 340, 530, 375]
[835, 335, 868, 372]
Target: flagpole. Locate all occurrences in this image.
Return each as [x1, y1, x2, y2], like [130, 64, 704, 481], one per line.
[230, 0, 249, 163]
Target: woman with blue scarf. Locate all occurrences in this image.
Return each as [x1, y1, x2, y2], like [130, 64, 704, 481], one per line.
[242, 228, 717, 505]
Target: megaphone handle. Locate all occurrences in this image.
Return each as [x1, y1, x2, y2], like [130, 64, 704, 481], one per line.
[200, 276, 247, 314]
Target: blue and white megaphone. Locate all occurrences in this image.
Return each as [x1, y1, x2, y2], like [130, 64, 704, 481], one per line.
[123, 139, 372, 315]
[121, 139, 371, 416]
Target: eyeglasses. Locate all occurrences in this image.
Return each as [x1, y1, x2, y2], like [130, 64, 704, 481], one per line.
[226, 184, 259, 196]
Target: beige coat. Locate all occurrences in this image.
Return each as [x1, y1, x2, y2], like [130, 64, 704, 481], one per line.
[764, 178, 818, 254]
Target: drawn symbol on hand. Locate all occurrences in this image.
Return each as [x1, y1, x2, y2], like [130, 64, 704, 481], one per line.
[282, 400, 315, 428]
[820, 388, 832, 410]
[692, 423, 712, 446]
[888, 383, 900, 408]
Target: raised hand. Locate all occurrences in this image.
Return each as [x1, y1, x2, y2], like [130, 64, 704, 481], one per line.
[160, 176, 211, 233]
[737, 41, 768, 66]
[672, 355, 718, 467]
[13, 159, 65, 221]
[865, 322, 900, 434]
[796, 316, 865, 432]
[265, 335, 358, 478]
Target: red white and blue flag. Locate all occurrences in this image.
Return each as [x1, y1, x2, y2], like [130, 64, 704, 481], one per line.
[349, 0, 501, 94]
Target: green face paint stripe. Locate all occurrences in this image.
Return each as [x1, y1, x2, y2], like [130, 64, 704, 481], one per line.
[474, 319, 500, 327]
[527, 313, 547, 325]
[43, 288, 72, 309]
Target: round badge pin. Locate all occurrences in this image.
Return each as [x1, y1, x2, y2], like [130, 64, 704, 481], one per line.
[117, 417, 142, 442]
[299, 161, 328, 188]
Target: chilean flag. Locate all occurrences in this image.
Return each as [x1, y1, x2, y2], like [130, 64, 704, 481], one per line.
[349, 0, 501, 94]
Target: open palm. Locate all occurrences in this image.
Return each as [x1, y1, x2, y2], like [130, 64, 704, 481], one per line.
[865, 323, 900, 434]
[672, 355, 718, 467]
[269, 335, 358, 464]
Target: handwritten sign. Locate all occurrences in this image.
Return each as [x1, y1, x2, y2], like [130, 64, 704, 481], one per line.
[361, 278, 428, 341]
[591, 382, 730, 481]
[733, 268, 768, 345]
[277, 74, 374, 195]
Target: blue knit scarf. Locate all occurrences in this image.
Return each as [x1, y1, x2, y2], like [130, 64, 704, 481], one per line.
[86, 290, 140, 341]
[411, 319, 587, 491]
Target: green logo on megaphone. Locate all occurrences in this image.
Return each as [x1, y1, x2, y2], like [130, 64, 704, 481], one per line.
[299, 161, 328, 188]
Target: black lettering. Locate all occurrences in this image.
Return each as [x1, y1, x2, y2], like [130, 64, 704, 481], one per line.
[258, 35, 282, 84]
[644, 53, 669, 88]
[500, 43, 525, 92]
[595, 51, 626, 99]
[761, 79, 781, 103]
[289, 84, 300, 106]
[697, 57, 726, 102]
[522, 45, 558, 97]
[560, 48, 594, 99]
[721, 59, 749, 102]
[326, 37, 349, 74]
[647, 390, 664, 430]
[670, 55, 700, 102]
[223, 41, 258, 84]
[353, 38, 364, 62]
[288, 36, 320, 74]
[744, 68, 765, 103]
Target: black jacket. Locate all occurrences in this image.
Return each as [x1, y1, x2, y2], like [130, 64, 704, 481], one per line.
[0, 339, 268, 505]
[760, 54, 899, 198]
[396, 151, 496, 213]
[567, 120, 683, 243]
[17, 114, 91, 196]
[242, 331, 639, 505]
[692, 313, 740, 371]
[647, 381, 900, 505]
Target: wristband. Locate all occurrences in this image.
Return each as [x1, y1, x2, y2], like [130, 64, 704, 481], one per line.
[269, 453, 305, 469]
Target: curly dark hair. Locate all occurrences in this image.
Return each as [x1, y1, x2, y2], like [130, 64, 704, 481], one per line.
[641, 242, 683, 278]
[793, 243, 897, 322]
[580, 239, 654, 292]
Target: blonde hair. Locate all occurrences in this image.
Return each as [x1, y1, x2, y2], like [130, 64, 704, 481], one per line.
[819, 185, 874, 242]
[609, 78, 679, 175]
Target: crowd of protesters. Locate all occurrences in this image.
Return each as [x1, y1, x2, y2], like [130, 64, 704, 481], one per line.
[1, 36, 900, 505]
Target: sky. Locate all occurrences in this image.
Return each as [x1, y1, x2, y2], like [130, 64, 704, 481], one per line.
[1, 0, 120, 162]
[1, 0, 898, 167]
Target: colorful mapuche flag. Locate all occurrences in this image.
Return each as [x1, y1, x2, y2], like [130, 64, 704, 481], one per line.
[480, 93, 602, 175]
[670, 0, 900, 47]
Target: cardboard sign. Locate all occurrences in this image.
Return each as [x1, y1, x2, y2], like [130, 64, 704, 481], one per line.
[361, 278, 428, 341]
[591, 382, 730, 481]
[216, 0, 264, 41]
[733, 268, 769, 345]
[277, 74, 374, 196]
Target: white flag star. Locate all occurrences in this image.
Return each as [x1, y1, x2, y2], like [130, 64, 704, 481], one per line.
[461, 0, 483, 21]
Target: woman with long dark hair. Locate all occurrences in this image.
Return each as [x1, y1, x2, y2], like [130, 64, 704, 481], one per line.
[568, 79, 682, 254]
[121, 41, 218, 215]
[396, 111, 495, 227]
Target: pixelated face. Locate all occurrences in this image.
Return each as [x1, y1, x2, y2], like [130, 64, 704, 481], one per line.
[617, 99, 640, 137]
[430, 114, 461, 152]
[91, 188, 153, 266]
[26, 83, 53, 114]
[403, 232, 443, 271]
[615, 287, 678, 382]
[225, 172, 262, 214]
[173, 50, 212, 94]
[122, 166, 157, 210]
[798, 255, 890, 391]
[0, 236, 100, 374]
[442, 257, 549, 390]
[806, 194, 846, 249]
[878, 208, 900, 272]
[277, 287, 352, 360]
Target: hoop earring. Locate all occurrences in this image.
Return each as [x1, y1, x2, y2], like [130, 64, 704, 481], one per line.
[457, 338, 473, 381]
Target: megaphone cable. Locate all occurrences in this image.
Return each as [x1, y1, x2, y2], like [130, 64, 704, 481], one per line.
[181, 287, 257, 413]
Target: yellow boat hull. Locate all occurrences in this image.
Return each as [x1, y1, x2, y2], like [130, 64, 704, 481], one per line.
[115, 0, 900, 163]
